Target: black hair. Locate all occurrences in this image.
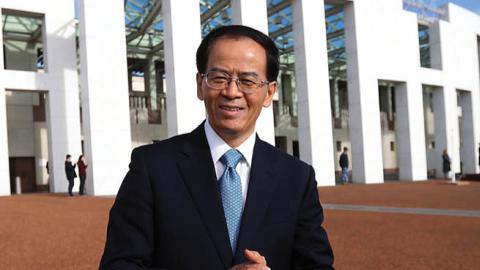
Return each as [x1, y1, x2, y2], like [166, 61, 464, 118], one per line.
[66, 154, 71, 159]
[196, 25, 279, 82]
[77, 154, 84, 163]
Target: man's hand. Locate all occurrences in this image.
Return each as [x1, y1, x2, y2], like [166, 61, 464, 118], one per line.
[230, 249, 270, 270]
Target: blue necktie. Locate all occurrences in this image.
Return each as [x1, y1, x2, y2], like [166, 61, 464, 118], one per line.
[219, 149, 243, 253]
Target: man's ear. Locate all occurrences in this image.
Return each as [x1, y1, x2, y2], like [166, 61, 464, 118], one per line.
[196, 73, 204, 100]
[262, 81, 277, 107]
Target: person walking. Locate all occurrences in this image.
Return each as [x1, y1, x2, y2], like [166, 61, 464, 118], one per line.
[339, 147, 349, 184]
[64, 154, 77, 196]
[442, 149, 451, 179]
[77, 155, 88, 195]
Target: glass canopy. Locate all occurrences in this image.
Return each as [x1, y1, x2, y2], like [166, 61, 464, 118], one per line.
[123, 0, 347, 76]
[1, 0, 448, 78]
[1, 12, 43, 42]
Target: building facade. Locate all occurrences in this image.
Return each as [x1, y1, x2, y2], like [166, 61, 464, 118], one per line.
[0, 0, 479, 196]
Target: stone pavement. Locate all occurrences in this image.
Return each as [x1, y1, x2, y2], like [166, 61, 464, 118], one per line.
[0, 180, 478, 269]
[319, 180, 480, 270]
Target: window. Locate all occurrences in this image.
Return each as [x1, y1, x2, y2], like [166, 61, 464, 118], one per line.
[336, 141, 342, 152]
[418, 24, 431, 68]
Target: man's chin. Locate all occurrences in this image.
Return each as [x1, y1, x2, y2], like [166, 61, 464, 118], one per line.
[217, 125, 242, 136]
[212, 122, 245, 136]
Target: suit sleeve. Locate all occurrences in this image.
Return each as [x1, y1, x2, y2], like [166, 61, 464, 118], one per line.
[291, 166, 335, 269]
[99, 148, 165, 270]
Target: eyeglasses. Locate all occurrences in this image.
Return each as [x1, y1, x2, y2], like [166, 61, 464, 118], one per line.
[201, 70, 270, 94]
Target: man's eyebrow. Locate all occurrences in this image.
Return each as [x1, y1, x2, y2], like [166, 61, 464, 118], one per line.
[206, 67, 228, 73]
[206, 68, 260, 77]
[238, 71, 259, 77]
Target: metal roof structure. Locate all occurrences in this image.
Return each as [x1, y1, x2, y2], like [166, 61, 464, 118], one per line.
[1, 10, 42, 43]
[122, 0, 348, 77]
[0, 0, 449, 77]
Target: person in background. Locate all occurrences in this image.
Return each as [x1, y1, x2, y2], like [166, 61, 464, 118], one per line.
[64, 154, 76, 197]
[442, 149, 451, 179]
[77, 155, 88, 195]
[339, 147, 349, 184]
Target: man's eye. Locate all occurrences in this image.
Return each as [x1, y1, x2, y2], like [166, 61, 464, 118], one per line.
[210, 76, 228, 83]
[240, 78, 257, 87]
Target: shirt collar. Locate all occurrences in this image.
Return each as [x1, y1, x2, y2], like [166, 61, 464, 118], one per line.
[204, 119, 255, 166]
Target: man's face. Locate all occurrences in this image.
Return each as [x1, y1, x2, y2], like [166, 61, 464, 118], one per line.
[197, 37, 276, 144]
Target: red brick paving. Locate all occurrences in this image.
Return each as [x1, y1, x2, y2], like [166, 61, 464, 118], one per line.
[0, 194, 112, 270]
[319, 180, 480, 210]
[319, 180, 480, 269]
[323, 211, 480, 269]
[0, 180, 478, 269]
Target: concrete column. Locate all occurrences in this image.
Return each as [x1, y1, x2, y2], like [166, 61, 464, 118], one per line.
[395, 82, 427, 180]
[476, 38, 480, 173]
[333, 78, 340, 118]
[0, 88, 8, 195]
[163, 0, 204, 136]
[231, 0, 275, 145]
[344, 2, 384, 183]
[432, 87, 447, 177]
[458, 91, 476, 173]
[146, 56, 158, 111]
[44, 0, 82, 193]
[78, 0, 132, 195]
[292, 0, 335, 186]
[34, 121, 49, 186]
[432, 86, 460, 177]
[281, 73, 294, 115]
[429, 22, 442, 70]
[446, 87, 461, 176]
[0, 8, 10, 195]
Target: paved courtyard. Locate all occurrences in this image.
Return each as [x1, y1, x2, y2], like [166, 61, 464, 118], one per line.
[0, 180, 479, 269]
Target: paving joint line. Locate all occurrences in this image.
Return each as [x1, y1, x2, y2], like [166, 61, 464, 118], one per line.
[323, 204, 480, 217]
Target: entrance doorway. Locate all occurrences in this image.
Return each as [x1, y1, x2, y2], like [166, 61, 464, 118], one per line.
[457, 90, 476, 174]
[9, 157, 36, 193]
[6, 90, 49, 194]
[378, 82, 398, 180]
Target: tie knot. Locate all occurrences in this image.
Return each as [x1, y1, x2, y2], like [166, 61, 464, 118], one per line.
[220, 149, 242, 168]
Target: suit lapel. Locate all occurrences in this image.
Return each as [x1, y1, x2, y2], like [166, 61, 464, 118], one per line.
[234, 137, 281, 263]
[177, 124, 233, 268]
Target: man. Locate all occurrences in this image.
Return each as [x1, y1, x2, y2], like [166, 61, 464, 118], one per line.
[100, 25, 334, 270]
[64, 154, 76, 197]
[442, 149, 451, 179]
[339, 147, 349, 184]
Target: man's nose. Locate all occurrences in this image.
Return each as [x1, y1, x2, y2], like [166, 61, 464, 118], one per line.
[222, 78, 242, 97]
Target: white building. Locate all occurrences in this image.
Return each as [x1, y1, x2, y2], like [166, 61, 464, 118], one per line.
[0, 0, 479, 196]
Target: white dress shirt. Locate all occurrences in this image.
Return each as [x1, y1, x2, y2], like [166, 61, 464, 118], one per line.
[204, 120, 255, 207]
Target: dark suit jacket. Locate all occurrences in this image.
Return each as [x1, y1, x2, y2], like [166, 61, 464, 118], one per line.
[65, 161, 76, 180]
[339, 153, 348, 168]
[100, 123, 334, 269]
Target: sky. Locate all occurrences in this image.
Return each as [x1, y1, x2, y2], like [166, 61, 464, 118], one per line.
[449, 0, 480, 15]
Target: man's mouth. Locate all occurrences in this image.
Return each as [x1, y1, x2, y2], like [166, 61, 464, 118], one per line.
[220, 105, 243, 111]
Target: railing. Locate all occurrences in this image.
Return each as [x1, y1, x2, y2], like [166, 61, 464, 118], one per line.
[129, 92, 167, 110]
[130, 92, 167, 124]
[129, 92, 150, 109]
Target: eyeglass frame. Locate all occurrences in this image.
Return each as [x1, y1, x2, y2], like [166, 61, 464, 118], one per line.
[200, 70, 271, 94]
